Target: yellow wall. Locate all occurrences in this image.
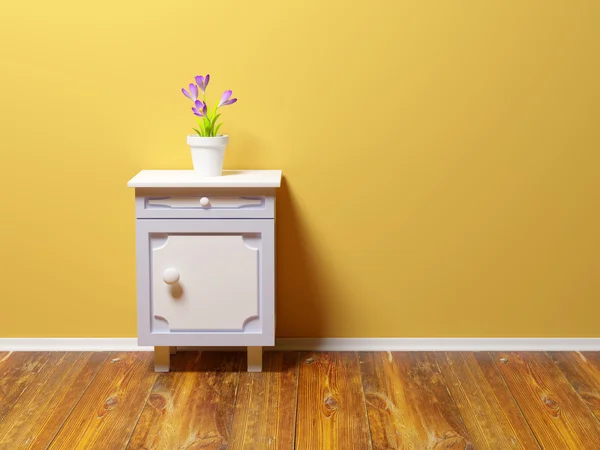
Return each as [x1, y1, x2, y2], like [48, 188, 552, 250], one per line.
[1, 1, 599, 338]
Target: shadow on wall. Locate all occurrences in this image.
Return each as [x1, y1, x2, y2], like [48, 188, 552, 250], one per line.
[275, 177, 330, 338]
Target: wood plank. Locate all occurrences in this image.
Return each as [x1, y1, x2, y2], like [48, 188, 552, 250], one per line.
[493, 351, 600, 449]
[126, 351, 243, 450]
[47, 352, 157, 450]
[359, 351, 472, 449]
[295, 352, 371, 450]
[229, 352, 300, 449]
[0, 352, 57, 423]
[549, 351, 600, 421]
[0, 352, 107, 449]
[436, 352, 540, 449]
[0, 352, 10, 365]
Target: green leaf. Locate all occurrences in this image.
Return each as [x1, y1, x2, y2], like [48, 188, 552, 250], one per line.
[211, 113, 221, 127]
[215, 122, 223, 135]
[198, 117, 207, 136]
[192, 127, 202, 137]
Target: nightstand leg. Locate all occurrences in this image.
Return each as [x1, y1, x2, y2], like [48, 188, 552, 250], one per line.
[247, 346, 263, 372]
[169, 346, 177, 355]
[154, 346, 170, 372]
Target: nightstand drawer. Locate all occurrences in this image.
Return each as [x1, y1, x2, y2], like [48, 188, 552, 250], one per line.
[134, 187, 275, 219]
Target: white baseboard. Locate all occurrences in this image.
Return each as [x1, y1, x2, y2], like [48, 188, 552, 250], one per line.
[0, 338, 153, 352]
[274, 338, 600, 351]
[0, 337, 599, 352]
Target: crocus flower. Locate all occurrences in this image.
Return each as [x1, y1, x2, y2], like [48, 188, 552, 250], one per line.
[192, 100, 207, 117]
[195, 74, 210, 94]
[218, 90, 238, 107]
[181, 83, 198, 101]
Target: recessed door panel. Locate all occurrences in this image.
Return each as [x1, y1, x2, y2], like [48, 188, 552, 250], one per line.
[151, 234, 259, 331]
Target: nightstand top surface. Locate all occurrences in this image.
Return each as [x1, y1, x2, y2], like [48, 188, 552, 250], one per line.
[127, 170, 282, 188]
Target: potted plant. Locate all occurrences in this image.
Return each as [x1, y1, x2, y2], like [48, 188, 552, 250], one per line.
[181, 74, 237, 177]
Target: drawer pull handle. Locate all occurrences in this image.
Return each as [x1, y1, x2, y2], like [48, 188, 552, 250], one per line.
[199, 197, 210, 207]
[162, 268, 180, 285]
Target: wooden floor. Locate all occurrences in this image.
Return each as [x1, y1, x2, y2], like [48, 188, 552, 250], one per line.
[1, 352, 600, 449]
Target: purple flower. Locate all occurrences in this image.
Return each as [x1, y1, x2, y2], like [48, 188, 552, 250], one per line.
[181, 83, 198, 101]
[192, 100, 207, 117]
[195, 74, 210, 94]
[218, 90, 238, 107]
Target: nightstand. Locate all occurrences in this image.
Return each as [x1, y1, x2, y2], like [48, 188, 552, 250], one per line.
[127, 170, 282, 372]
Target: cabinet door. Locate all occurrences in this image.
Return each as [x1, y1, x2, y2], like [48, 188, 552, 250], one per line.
[136, 219, 274, 346]
[152, 234, 258, 331]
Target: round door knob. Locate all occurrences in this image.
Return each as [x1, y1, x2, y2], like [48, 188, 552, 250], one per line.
[162, 268, 180, 284]
[200, 197, 210, 206]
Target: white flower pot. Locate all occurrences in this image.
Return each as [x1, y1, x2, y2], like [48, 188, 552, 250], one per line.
[187, 135, 229, 177]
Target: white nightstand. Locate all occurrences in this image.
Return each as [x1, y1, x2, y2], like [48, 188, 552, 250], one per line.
[127, 170, 282, 372]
